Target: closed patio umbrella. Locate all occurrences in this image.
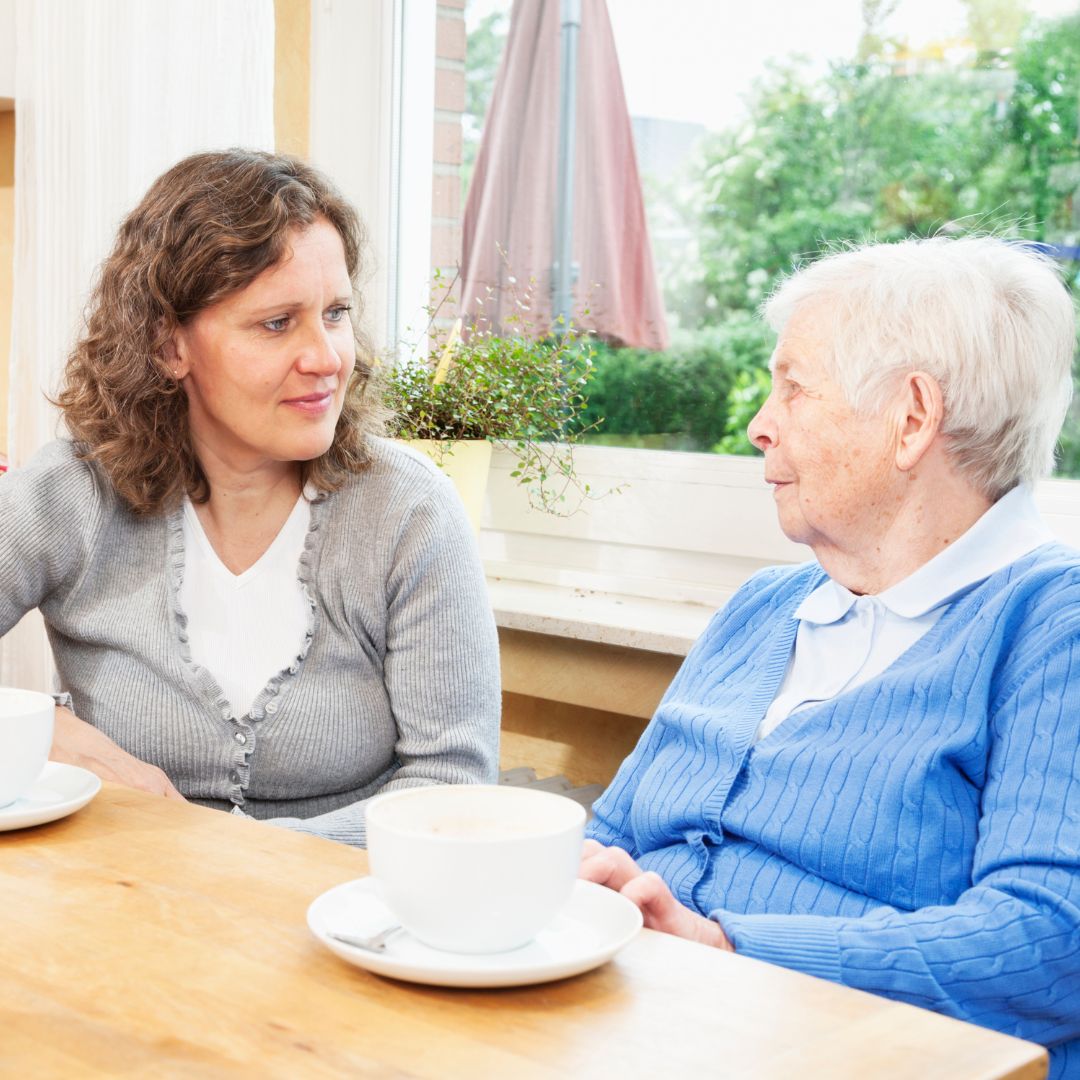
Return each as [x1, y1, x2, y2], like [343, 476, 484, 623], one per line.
[460, 0, 668, 351]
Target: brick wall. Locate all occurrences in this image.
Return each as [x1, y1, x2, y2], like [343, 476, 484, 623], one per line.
[432, 0, 466, 322]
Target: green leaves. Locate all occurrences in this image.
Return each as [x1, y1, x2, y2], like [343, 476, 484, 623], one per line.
[383, 324, 611, 515]
[651, 9, 1080, 473]
[713, 368, 773, 457]
[671, 11, 1080, 331]
[575, 317, 776, 452]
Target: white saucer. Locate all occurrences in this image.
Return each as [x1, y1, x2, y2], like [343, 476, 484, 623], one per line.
[0, 762, 102, 832]
[307, 877, 643, 988]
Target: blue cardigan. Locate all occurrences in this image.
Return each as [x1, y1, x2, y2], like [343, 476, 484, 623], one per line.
[589, 545, 1080, 1078]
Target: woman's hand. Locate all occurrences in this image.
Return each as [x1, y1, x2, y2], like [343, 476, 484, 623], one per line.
[579, 839, 733, 950]
[51, 705, 185, 800]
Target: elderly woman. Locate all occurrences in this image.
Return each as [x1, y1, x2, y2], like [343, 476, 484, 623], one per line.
[0, 149, 500, 846]
[581, 237, 1080, 1076]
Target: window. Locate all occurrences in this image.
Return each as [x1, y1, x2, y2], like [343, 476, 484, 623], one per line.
[461, 0, 1080, 474]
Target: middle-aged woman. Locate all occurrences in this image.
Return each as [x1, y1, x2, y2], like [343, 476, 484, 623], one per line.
[0, 149, 501, 846]
[580, 236, 1080, 1076]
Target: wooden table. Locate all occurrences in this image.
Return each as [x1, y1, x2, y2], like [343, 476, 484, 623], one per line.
[0, 785, 1048, 1079]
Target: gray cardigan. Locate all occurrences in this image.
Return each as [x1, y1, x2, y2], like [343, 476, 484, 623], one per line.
[0, 438, 501, 846]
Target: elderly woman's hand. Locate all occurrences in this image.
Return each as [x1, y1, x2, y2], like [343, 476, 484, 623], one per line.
[51, 705, 185, 800]
[579, 839, 734, 950]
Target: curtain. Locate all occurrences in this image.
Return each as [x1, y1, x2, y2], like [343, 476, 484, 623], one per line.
[2, 0, 275, 693]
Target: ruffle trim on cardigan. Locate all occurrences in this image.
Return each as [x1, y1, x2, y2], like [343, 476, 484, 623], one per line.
[242, 486, 327, 724]
[164, 488, 330, 809]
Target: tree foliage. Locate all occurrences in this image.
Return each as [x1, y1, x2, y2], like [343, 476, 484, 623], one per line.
[1007, 14, 1080, 240]
[682, 11, 1080, 307]
[673, 45, 1066, 327]
[645, 10, 1080, 467]
[577, 315, 775, 449]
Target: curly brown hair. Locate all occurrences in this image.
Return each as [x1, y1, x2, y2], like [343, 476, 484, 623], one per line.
[56, 148, 387, 515]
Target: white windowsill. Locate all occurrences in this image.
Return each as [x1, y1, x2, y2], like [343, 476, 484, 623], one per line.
[481, 446, 797, 657]
[487, 577, 715, 655]
[481, 445, 1080, 660]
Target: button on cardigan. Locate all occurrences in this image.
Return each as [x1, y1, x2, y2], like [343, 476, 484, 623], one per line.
[589, 548, 1080, 1078]
[0, 438, 501, 848]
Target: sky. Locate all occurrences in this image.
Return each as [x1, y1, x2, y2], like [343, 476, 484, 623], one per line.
[467, 0, 1080, 132]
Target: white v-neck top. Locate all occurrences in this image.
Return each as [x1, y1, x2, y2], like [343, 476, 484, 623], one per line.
[757, 485, 1054, 741]
[179, 495, 312, 718]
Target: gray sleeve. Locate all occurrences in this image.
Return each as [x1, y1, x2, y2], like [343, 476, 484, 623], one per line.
[264, 474, 502, 847]
[0, 442, 100, 637]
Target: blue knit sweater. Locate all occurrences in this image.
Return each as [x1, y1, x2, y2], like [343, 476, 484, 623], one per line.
[589, 545, 1080, 1078]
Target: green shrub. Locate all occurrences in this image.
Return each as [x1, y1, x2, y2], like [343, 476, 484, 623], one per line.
[713, 368, 771, 456]
[678, 317, 775, 448]
[576, 342, 683, 437]
[576, 315, 775, 451]
[1054, 315, 1080, 480]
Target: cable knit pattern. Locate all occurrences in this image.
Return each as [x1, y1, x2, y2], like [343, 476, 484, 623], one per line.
[588, 554, 1080, 1079]
[0, 438, 501, 847]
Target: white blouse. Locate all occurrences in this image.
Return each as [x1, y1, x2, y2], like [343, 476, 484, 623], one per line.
[179, 495, 312, 718]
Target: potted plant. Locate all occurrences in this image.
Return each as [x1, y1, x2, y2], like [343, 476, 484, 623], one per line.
[382, 286, 609, 525]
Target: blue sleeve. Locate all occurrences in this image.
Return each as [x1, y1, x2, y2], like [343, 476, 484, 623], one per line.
[716, 632, 1080, 1049]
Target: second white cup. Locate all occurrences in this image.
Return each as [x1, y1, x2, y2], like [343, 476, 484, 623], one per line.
[0, 687, 55, 808]
[365, 784, 586, 954]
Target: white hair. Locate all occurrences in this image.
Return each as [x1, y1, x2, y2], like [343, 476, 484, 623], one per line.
[763, 236, 1077, 500]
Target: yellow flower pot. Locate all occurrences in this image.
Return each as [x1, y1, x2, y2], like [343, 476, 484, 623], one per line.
[403, 439, 493, 535]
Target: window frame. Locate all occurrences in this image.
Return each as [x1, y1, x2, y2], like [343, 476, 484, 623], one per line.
[311, 2, 1080, 623]
[309, 0, 435, 355]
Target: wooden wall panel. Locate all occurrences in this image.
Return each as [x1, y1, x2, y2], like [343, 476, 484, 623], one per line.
[274, 0, 310, 157]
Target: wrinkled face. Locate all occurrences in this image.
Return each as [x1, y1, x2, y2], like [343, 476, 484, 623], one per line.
[172, 217, 356, 477]
[747, 305, 900, 558]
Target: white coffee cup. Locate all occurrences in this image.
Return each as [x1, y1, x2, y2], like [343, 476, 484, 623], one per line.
[365, 784, 586, 955]
[0, 687, 55, 808]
